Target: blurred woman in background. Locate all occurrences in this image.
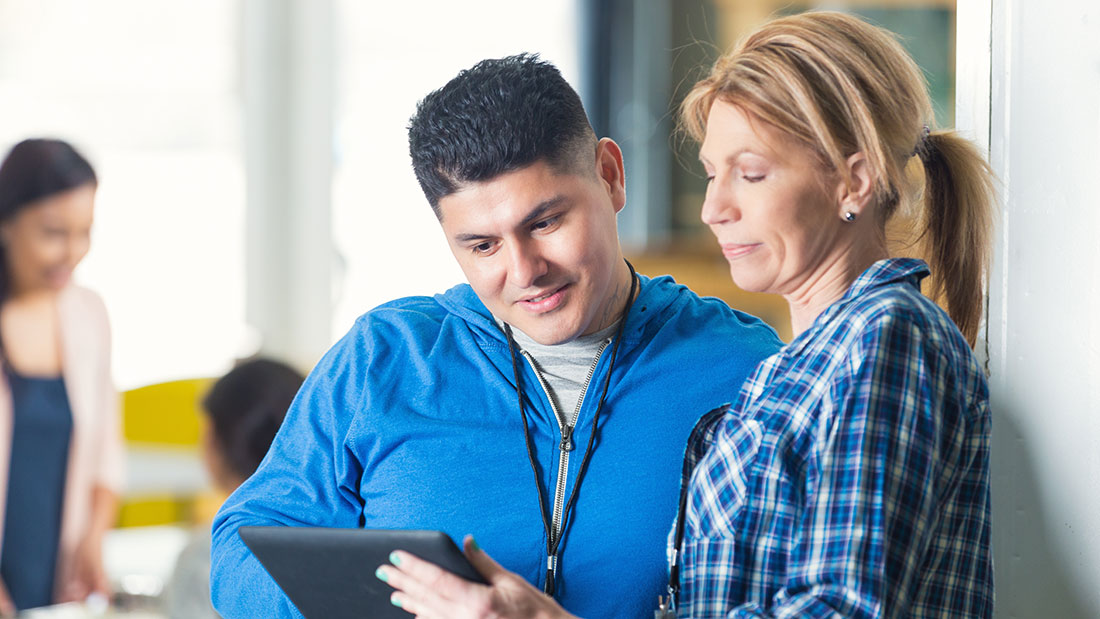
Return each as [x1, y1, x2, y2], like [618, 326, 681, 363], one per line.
[0, 139, 124, 613]
[164, 357, 304, 619]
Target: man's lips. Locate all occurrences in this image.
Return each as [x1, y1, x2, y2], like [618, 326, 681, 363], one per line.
[516, 284, 569, 312]
[720, 243, 762, 260]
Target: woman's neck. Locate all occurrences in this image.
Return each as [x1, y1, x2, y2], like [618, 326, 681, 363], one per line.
[783, 240, 888, 337]
[4, 282, 60, 307]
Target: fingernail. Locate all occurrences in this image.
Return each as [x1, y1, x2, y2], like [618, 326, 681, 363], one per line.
[375, 567, 388, 583]
[391, 595, 403, 608]
[469, 536, 480, 553]
[389, 551, 402, 566]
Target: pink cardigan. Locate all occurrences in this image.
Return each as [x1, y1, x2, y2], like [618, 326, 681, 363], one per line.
[0, 284, 125, 600]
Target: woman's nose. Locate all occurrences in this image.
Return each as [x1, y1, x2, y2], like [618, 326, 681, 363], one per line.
[700, 179, 738, 226]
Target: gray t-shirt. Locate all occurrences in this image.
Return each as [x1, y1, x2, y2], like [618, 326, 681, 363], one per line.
[163, 528, 220, 619]
[507, 320, 620, 419]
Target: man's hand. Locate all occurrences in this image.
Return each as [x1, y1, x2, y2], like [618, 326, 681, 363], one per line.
[377, 535, 578, 619]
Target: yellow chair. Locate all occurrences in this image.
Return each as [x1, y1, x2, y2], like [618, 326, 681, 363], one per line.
[118, 378, 216, 527]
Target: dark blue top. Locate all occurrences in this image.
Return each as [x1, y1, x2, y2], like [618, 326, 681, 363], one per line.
[1, 367, 72, 611]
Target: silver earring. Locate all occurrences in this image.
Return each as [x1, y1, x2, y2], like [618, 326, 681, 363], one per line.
[843, 211, 857, 222]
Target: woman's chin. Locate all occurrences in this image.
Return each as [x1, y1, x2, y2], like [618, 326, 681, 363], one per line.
[728, 269, 771, 295]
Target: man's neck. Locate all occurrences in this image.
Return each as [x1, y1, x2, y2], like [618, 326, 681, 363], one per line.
[586, 257, 635, 336]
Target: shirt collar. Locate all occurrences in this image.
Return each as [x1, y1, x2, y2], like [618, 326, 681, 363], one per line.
[786, 257, 931, 356]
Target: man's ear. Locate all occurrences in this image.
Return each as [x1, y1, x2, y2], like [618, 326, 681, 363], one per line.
[594, 137, 626, 213]
[835, 152, 875, 220]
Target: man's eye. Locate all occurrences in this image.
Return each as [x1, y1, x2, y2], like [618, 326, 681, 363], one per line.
[532, 216, 558, 231]
[472, 242, 494, 254]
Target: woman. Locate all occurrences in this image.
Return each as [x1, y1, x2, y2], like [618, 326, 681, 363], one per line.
[0, 139, 124, 613]
[379, 11, 994, 618]
[163, 357, 304, 619]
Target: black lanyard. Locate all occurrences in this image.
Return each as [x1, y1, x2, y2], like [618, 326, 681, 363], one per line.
[667, 403, 730, 610]
[503, 260, 638, 597]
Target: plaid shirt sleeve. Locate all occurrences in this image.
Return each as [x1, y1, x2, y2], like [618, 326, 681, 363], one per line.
[686, 310, 991, 618]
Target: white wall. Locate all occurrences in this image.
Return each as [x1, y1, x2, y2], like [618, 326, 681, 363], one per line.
[962, 1, 1100, 616]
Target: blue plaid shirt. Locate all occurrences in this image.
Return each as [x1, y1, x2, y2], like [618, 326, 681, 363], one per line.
[671, 259, 993, 618]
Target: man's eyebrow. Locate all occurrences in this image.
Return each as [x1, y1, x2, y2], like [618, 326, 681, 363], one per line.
[452, 195, 568, 244]
[453, 231, 492, 244]
[518, 195, 567, 228]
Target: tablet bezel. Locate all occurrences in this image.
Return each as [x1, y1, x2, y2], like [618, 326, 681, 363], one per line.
[238, 526, 487, 619]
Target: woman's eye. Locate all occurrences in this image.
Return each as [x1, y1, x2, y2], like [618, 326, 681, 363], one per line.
[742, 174, 765, 183]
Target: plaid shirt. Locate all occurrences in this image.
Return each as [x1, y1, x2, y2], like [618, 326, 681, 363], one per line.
[671, 259, 993, 618]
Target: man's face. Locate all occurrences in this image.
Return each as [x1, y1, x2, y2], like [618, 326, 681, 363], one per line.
[438, 139, 628, 346]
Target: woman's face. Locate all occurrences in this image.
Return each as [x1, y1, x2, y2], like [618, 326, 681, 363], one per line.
[698, 100, 849, 297]
[0, 183, 96, 295]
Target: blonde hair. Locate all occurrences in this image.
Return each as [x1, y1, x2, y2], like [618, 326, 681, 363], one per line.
[682, 11, 994, 346]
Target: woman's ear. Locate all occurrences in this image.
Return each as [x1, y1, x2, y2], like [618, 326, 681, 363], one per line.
[835, 152, 875, 221]
[594, 138, 627, 213]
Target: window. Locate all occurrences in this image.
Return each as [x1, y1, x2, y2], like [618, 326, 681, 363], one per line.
[332, 1, 582, 337]
[0, 0, 246, 388]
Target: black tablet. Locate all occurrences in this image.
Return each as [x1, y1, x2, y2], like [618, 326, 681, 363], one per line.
[238, 526, 487, 619]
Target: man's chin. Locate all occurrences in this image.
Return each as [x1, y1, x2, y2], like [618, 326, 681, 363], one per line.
[508, 318, 581, 346]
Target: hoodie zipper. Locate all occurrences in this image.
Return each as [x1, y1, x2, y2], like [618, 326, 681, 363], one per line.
[520, 337, 610, 558]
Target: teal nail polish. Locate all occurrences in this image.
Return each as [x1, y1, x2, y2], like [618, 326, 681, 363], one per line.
[469, 537, 480, 553]
[375, 567, 388, 583]
[389, 551, 402, 566]
[391, 596, 403, 608]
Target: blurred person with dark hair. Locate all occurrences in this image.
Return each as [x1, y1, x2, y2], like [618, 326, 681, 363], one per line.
[164, 358, 304, 619]
[0, 139, 123, 614]
[210, 54, 781, 618]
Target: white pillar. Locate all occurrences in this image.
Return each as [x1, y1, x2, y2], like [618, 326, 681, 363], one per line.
[960, 1, 1100, 615]
[242, 0, 334, 371]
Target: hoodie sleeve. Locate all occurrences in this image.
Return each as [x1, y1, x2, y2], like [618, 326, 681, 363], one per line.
[210, 320, 371, 618]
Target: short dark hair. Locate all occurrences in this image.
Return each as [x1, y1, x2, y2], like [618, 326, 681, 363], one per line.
[202, 358, 305, 481]
[408, 53, 596, 218]
[0, 139, 97, 221]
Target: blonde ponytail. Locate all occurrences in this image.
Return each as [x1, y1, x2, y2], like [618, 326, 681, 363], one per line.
[917, 132, 995, 345]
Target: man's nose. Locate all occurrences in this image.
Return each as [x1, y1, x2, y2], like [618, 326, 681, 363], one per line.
[507, 240, 548, 289]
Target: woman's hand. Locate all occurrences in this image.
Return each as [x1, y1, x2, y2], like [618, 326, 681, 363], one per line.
[57, 532, 110, 603]
[377, 536, 578, 619]
[59, 485, 118, 603]
[0, 578, 15, 617]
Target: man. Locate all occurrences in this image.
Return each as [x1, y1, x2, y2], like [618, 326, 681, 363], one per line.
[210, 54, 781, 618]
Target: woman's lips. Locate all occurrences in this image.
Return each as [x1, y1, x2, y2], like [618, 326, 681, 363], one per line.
[518, 284, 568, 313]
[721, 243, 762, 260]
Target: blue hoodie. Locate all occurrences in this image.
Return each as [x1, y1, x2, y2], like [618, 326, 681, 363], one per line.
[211, 274, 782, 618]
